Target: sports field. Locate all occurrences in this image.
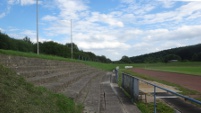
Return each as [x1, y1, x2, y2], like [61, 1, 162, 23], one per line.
[132, 68, 201, 93]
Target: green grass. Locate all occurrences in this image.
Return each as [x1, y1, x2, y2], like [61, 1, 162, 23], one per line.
[137, 101, 174, 113]
[134, 62, 201, 76]
[0, 65, 83, 113]
[146, 66, 201, 76]
[0, 49, 78, 62]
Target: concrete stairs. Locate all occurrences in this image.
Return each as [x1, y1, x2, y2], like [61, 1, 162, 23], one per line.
[0, 54, 105, 102]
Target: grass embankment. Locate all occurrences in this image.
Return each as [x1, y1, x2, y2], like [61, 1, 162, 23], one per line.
[0, 49, 78, 62]
[0, 49, 118, 71]
[0, 65, 83, 113]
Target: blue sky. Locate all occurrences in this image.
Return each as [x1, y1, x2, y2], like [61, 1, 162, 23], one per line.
[0, 0, 201, 61]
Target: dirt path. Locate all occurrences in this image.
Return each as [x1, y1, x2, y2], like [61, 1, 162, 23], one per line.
[132, 68, 201, 93]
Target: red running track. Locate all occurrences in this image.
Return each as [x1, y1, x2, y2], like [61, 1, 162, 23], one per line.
[132, 68, 201, 93]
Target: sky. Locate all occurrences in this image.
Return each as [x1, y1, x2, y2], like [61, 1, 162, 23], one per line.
[0, 0, 201, 61]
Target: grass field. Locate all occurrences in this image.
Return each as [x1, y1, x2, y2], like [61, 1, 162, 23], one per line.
[118, 62, 201, 76]
[146, 66, 201, 76]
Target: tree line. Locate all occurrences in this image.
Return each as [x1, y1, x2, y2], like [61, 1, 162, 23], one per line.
[0, 32, 112, 63]
[129, 44, 201, 63]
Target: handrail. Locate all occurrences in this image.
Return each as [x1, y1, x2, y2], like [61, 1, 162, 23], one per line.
[121, 72, 201, 113]
[122, 72, 201, 105]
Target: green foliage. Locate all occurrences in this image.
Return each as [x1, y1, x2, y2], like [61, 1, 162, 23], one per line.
[0, 32, 111, 63]
[192, 52, 201, 61]
[0, 32, 33, 52]
[164, 54, 181, 63]
[39, 41, 70, 58]
[137, 101, 174, 113]
[130, 43, 201, 63]
[0, 65, 83, 113]
[120, 55, 132, 63]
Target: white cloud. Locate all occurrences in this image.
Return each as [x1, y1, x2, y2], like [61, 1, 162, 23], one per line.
[171, 0, 201, 1]
[77, 41, 130, 50]
[54, 0, 88, 19]
[7, 0, 16, 5]
[0, 12, 6, 18]
[42, 15, 58, 21]
[120, 0, 135, 4]
[89, 12, 124, 27]
[140, 2, 201, 24]
[7, 0, 36, 6]
[160, 0, 176, 8]
[127, 25, 201, 57]
[0, 28, 4, 32]
[20, 0, 36, 6]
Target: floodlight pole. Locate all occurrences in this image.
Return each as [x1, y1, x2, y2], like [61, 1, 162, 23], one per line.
[71, 19, 73, 59]
[36, 0, 39, 55]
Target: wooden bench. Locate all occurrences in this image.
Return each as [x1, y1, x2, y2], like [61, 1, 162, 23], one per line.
[139, 91, 147, 103]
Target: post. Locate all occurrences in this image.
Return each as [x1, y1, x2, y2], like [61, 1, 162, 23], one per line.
[133, 78, 139, 101]
[154, 86, 157, 113]
[70, 19, 73, 59]
[115, 69, 118, 83]
[36, 0, 39, 55]
[122, 73, 124, 89]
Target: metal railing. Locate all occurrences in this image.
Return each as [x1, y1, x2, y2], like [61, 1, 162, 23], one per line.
[115, 69, 201, 113]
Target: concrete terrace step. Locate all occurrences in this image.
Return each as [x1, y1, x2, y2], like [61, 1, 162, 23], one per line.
[10, 66, 58, 72]
[0, 54, 86, 67]
[40, 70, 96, 93]
[61, 71, 105, 100]
[16, 66, 90, 78]
[27, 68, 90, 85]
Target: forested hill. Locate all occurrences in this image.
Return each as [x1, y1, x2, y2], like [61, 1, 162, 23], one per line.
[0, 32, 111, 63]
[130, 44, 201, 63]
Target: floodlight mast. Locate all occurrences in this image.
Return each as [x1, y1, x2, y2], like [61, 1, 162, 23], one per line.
[71, 19, 73, 59]
[36, 0, 39, 55]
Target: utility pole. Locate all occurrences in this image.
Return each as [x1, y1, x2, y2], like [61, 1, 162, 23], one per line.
[36, 0, 39, 55]
[71, 19, 73, 59]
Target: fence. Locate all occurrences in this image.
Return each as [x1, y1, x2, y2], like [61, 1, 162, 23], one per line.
[115, 69, 201, 113]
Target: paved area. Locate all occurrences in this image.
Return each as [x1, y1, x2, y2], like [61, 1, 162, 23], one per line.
[99, 72, 141, 113]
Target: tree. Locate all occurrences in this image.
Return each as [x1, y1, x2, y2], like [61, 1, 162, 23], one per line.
[23, 36, 32, 44]
[164, 54, 181, 63]
[192, 53, 201, 61]
[120, 55, 132, 63]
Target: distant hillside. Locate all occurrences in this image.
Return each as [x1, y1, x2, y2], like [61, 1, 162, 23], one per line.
[0, 32, 111, 63]
[130, 44, 201, 63]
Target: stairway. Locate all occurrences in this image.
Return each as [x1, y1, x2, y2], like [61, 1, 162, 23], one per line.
[0, 54, 105, 102]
